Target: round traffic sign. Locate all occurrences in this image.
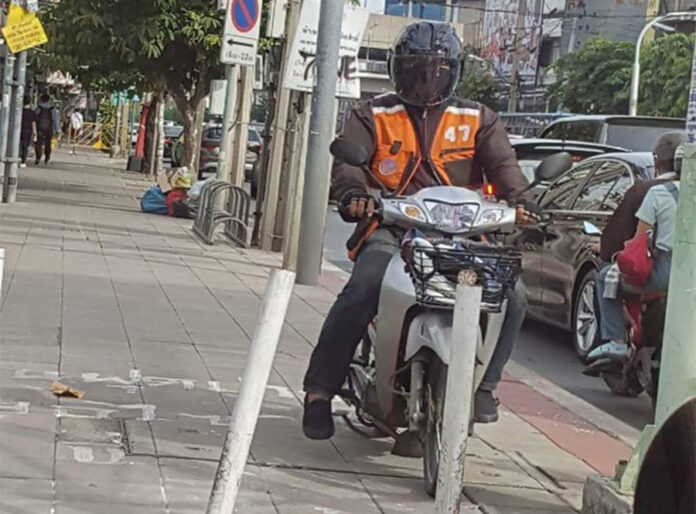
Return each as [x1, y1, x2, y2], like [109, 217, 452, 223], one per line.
[231, 0, 259, 33]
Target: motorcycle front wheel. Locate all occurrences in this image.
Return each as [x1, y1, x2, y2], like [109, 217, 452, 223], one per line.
[422, 356, 447, 498]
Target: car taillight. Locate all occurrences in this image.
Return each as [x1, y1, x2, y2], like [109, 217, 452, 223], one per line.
[484, 183, 495, 196]
[165, 138, 171, 145]
[202, 142, 215, 151]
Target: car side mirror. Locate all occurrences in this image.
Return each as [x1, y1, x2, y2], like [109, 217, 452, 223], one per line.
[535, 152, 573, 183]
[330, 138, 368, 167]
[582, 221, 601, 236]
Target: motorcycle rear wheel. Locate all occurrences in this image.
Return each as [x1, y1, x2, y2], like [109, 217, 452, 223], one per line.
[422, 356, 447, 498]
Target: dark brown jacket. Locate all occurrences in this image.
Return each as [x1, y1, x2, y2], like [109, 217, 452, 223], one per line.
[332, 95, 532, 253]
[333, 96, 530, 205]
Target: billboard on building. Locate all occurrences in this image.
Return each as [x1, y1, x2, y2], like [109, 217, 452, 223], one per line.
[481, 0, 543, 82]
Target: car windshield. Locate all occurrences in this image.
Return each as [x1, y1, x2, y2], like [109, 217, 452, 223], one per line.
[164, 126, 183, 138]
[248, 128, 261, 143]
[606, 124, 684, 151]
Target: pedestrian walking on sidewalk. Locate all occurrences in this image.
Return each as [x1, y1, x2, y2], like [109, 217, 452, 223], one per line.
[34, 94, 60, 166]
[20, 96, 36, 168]
[69, 109, 84, 155]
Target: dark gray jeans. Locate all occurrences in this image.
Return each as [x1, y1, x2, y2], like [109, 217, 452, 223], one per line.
[303, 230, 527, 397]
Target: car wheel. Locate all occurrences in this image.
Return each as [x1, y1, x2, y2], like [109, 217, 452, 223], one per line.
[572, 270, 601, 362]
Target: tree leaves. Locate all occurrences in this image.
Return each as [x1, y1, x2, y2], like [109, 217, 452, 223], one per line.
[548, 35, 695, 117]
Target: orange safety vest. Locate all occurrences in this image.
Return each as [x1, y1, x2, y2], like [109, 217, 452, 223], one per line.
[370, 94, 482, 193]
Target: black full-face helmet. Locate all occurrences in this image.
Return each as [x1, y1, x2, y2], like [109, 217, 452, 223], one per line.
[388, 22, 463, 108]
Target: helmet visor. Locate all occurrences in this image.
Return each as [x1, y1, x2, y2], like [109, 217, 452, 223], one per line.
[391, 55, 460, 107]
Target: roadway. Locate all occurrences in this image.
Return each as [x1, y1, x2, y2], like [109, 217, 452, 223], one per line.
[322, 207, 654, 431]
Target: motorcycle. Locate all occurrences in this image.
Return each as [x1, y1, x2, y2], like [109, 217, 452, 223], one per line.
[585, 283, 666, 407]
[330, 139, 571, 496]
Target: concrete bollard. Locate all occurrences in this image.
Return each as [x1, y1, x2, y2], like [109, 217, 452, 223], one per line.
[435, 271, 482, 513]
[206, 268, 296, 514]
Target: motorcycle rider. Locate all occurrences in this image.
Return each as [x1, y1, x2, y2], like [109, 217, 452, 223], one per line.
[302, 21, 537, 440]
[587, 132, 683, 366]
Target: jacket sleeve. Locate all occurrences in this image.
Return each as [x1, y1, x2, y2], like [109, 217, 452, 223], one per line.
[331, 104, 377, 221]
[472, 105, 532, 204]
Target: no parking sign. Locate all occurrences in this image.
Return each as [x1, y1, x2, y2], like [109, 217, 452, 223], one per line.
[220, 0, 262, 66]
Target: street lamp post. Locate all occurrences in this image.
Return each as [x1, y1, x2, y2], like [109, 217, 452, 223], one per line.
[629, 11, 696, 116]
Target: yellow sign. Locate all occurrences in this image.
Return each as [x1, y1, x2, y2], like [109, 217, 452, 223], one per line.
[1, 4, 48, 54]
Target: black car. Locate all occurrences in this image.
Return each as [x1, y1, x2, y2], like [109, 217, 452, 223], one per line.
[510, 138, 628, 196]
[540, 115, 685, 152]
[511, 152, 656, 360]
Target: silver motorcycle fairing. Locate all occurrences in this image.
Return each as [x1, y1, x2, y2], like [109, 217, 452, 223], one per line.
[403, 304, 506, 390]
[374, 252, 417, 417]
[373, 250, 507, 420]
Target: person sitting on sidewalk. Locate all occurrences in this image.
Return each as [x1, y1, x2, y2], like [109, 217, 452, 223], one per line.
[589, 142, 682, 363]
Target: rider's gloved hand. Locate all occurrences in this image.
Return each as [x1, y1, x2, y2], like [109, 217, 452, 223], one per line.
[515, 199, 540, 225]
[341, 192, 378, 219]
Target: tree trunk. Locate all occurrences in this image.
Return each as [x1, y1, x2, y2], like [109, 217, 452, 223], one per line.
[143, 94, 161, 175]
[155, 99, 165, 174]
[171, 92, 206, 181]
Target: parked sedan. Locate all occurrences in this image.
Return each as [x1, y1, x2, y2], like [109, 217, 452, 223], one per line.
[510, 138, 628, 189]
[510, 152, 656, 360]
[172, 125, 261, 179]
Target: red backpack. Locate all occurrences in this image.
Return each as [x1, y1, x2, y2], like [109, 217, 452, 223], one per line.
[166, 189, 188, 217]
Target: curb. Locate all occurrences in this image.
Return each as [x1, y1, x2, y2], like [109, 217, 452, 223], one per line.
[504, 361, 641, 448]
[581, 475, 632, 514]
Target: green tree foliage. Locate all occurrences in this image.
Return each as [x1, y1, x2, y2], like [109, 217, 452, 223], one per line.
[548, 38, 634, 114]
[39, 0, 224, 171]
[639, 33, 695, 117]
[549, 35, 695, 117]
[457, 56, 504, 109]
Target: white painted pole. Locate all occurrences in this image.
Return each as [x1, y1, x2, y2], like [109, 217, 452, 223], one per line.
[206, 268, 295, 514]
[436, 274, 482, 513]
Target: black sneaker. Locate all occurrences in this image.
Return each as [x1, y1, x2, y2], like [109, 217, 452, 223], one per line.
[302, 396, 334, 440]
[473, 390, 499, 424]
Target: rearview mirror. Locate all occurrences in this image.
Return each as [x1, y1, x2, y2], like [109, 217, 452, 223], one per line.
[582, 221, 601, 236]
[330, 138, 368, 167]
[536, 152, 573, 182]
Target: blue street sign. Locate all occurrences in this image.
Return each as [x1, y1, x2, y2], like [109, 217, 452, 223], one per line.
[231, 0, 258, 34]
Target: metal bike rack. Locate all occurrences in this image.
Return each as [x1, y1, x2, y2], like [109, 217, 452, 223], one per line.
[193, 180, 250, 246]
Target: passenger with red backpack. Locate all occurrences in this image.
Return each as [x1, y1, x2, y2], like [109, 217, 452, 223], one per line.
[34, 94, 60, 165]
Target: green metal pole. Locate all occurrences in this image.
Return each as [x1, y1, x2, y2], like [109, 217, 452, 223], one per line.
[653, 44, 696, 426]
[618, 42, 696, 494]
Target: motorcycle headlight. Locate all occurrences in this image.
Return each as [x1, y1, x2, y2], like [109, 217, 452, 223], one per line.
[476, 208, 505, 227]
[399, 202, 427, 222]
[423, 201, 479, 231]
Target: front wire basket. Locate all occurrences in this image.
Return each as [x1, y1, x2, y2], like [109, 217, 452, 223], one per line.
[406, 242, 522, 313]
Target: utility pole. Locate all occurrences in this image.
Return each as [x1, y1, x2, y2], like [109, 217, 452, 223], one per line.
[615, 42, 696, 496]
[653, 42, 696, 427]
[281, 92, 311, 270]
[507, 0, 526, 113]
[0, 21, 16, 192]
[3, 51, 26, 203]
[228, 66, 253, 187]
[294, 0, 343, 285]
[259, 0, 301, 251]
[216, 64, 239, 182]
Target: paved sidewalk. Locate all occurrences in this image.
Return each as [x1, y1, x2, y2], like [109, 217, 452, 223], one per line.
[1, 151, 634, 513]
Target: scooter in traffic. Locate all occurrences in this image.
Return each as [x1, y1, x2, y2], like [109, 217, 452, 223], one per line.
[585, 289, 666, 408]
[331, 139, 571, 496]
